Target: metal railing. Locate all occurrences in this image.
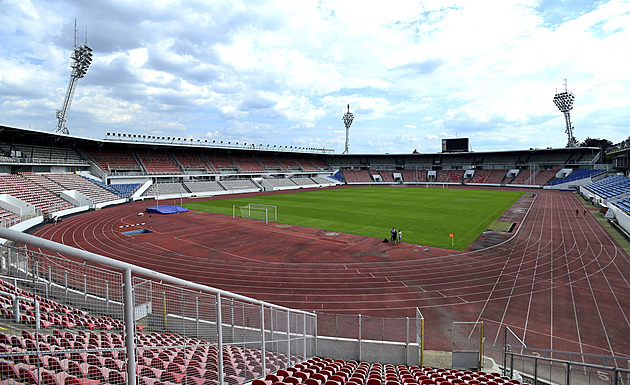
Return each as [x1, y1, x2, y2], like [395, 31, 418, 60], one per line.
[0, 227, 316, 385]
[503, 326, 630, 385]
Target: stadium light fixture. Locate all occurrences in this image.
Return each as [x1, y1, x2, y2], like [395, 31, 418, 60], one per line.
[553, 79, 577, 147]
[342, 104, 354, 154]
[55, 20, 93, 135]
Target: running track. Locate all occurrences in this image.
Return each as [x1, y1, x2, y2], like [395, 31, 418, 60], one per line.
[28, 188, 630, 359]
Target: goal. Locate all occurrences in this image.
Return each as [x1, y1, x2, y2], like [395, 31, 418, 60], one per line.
[233, 203, 277, 223]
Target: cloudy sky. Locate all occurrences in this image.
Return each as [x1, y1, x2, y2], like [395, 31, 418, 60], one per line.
[1, 0, 629, 154]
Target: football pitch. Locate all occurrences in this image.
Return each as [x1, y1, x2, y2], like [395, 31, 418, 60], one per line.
[184, 186, 523, 250]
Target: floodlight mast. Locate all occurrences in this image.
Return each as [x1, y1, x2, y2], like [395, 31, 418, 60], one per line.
[55, 20, 93, 135]
[553, 79, 577, 147]
[342, 104, 354, 154]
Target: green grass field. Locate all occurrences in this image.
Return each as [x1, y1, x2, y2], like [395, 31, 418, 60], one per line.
[184, 187, 523, 250]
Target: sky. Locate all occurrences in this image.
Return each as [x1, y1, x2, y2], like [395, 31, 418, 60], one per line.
[1, 0, 629, 154]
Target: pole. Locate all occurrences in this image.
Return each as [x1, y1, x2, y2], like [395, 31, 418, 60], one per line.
[123, 268, 137, 385]
[163, 292, 167, 331]
[479, 321, 484, 370]
[216, 293, 224, 385]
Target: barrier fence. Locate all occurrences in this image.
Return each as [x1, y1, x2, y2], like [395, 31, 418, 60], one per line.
[315, 310, 423, 366]
[503, 326, 630, 385]
[0, 227, 317, 385]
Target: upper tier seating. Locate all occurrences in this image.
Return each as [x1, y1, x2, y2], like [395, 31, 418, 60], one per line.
[256, 155, 285, 172]
[137, 152, 181, 175]
[2, 143, 86, 164]
[84, 149, 142, 173]
[205, 154, 238, 173]
[172, 152, 215, 173]
[276, 157, 301, 171]
[232, 155, 266, 173]
[294, 158, 319, 171]
[310, 158, 331, 171]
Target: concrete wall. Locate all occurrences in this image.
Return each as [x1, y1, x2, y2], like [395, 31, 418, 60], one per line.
[0, 194, 36, 216]
[317, 336, 420, 366]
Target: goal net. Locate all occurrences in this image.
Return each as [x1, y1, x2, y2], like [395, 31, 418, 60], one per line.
[233, 203, 277, 223]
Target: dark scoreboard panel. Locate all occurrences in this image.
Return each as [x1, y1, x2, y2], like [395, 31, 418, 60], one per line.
[442, 138, 469, 152]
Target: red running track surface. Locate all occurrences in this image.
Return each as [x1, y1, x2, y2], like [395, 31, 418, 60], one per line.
[28, 188, 630, 358]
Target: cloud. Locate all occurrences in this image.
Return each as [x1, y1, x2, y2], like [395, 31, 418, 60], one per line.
[0, 0, 629, 153]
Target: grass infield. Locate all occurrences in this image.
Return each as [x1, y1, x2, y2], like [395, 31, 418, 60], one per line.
[184, 186, 523, 250]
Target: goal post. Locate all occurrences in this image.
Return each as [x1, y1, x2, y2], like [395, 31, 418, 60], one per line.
[232, 203, 277, 223]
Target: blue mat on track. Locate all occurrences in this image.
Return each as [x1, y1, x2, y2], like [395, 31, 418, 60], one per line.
[146, 205, 190, 215]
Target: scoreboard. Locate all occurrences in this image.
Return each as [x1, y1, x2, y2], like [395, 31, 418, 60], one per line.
[442, 138, 469, 152]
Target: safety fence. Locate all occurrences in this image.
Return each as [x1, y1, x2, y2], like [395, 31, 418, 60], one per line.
[315, 310, 423, 367]
[503, 326, 630, 385]
[0, 227, 316, 385]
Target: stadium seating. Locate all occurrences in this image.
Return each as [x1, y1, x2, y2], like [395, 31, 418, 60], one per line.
[256, 155, 285, 171]
[548, 168, 604, 186]
[232, 154, 266, 173]
[264, 178, 298, 188]
[468, 170, 489, 184]
[183, 181, 226, 193]
[401, 169, 427, 183]
[137, 152, 181, 174]
[1, 143, 87, 164]
[143, 182, 189, 196]
[84, 149, 142, 174]
[110, 183, 143, 198]
[482, 170, 509, 185]
[220, 179, 260, 192]
[614, 197, 630, 213]
[584, 175, 630, 199]
[171, 151, 215, 173]
[378, 170, 395, 183]
[276, 157, 302, 171]
[295, 158, 319, 171]
[0, 174, 73, 214]
[45, 173, 121, 204]
[205, 153, 238, 173]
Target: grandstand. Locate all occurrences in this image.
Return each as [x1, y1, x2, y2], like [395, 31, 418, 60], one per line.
[1, 124, 630, 385]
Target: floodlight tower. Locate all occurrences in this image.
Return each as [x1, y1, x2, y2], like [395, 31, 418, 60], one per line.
[342, 104, 354, 154]
[55, 20, 93, 135]
[553, 79, 577, 147]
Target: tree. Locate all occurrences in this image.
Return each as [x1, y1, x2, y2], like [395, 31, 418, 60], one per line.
[579, 137, 614, 150]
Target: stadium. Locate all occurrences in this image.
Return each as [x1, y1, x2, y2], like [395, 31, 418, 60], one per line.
[1, 121, 629, 385]
[2, 3, 630, 384]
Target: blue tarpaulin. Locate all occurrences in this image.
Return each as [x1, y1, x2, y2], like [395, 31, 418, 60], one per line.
[146, 205, 190, 215]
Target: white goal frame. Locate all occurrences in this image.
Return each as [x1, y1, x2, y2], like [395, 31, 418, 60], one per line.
[232, 203, 277, 223]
